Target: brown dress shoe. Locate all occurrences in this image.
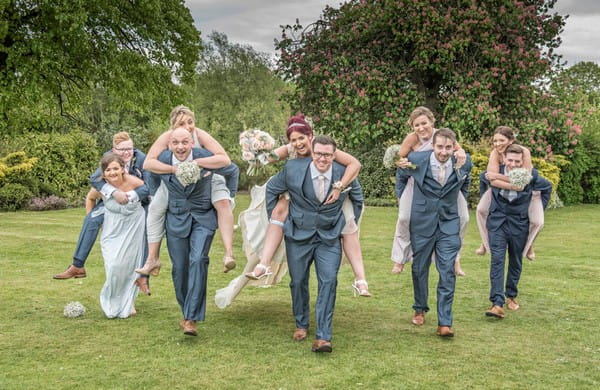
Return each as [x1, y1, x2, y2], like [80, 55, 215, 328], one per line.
[292, 328, 308, 341]
[485, 305, 505, 318]
[311, 339, 332, 353]
[53, 265, 86, 279]
[135, 277, 151, 296]
[182, 320, 197, 336]
[506, 298, 520, 311]
[412, 311, 425, 326]
[436, 326, 454, 337]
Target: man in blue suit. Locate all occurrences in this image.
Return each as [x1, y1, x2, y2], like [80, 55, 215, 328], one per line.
[265, 135, 363, 353]
[481, 144, 552, 319]
[53, 132, 150, 293]
[149, 128, 238, 336]
[395, 128, 472, 337]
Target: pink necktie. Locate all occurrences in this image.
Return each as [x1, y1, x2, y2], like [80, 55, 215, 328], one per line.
[438, 164, 446, 185]
[317, 175, 326, 202]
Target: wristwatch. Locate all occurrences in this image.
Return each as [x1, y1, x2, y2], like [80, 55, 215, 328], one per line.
[332, 181, 344, 191]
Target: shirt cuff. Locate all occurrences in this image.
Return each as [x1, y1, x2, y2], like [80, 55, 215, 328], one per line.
[100, 183, 117, 198]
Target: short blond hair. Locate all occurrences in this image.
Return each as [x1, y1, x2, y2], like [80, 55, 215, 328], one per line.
[112, 131, 131, 146]
[407, 106, 435, 127]
[169, 105, 196, 129]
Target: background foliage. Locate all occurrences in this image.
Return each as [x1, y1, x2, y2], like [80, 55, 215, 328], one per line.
[276, 0, 579, 159]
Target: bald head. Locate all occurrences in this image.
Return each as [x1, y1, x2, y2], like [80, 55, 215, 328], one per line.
[170, 127, 194, 161]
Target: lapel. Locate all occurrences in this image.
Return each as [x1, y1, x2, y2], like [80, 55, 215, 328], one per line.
[301, 163, 322, 206]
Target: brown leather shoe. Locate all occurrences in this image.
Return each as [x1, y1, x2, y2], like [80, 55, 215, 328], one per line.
[412, 311, 425, 326]
[506, 297, 520, 311]
[135, 277, 151, 296]
[292, 328, 308, 341]
[485, 305, 505, 318]
[182, 320, 197, 336]
[53, 265, 86, 279]
[436, 326, 454, 337]
[311, 339, 332, 353]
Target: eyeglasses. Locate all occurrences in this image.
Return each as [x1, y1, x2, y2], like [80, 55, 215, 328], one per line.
[314, 152, 334, 159]
[114, 147, 133, 153]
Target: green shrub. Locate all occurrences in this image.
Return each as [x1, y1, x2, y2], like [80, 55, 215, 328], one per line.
[1, 131, 99, 202]
[0, 183, 33, 211]
[355, 146, 396, 201]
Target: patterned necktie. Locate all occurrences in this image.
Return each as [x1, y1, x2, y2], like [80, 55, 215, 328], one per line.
[317, 175, 326, 202]
[437, 164, 446, 186]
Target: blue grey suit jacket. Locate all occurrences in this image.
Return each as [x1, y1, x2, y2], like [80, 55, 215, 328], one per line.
[395, 151, 472, 238]
[156, 148, 239, 238]
[480, 167, 552, 234]
[265, 158, 363, 245]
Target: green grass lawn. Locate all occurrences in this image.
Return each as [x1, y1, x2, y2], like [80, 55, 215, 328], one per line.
[1, 196, 599, 389]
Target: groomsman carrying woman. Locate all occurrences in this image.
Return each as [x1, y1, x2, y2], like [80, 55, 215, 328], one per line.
[137, 105, 238, 278]
[390, 106, 468, 277]
[475, 126, 544, 260]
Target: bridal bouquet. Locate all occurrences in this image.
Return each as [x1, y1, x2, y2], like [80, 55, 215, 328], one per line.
[63, 301, 86, 318]
[176, 161, 201, 186]
[383, 144, 416, 169]
[239, 129, 278, 176]
[508, 168, 533, 189]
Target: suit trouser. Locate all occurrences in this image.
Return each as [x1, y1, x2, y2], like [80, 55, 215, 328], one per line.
[166, 223, 214, 321]
[285, 236, 342, 341]
[73, 203, 149, 271]
[488, 223, 525, 306]
[410, 228, 460, 327]
[72, 204, 104, 268]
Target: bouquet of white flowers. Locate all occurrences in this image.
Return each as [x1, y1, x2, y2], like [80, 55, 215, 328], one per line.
[239, 129, 278, 176]
[383, 144, 416, 169]
[176, 161, 201, 186]
[63, 301, 86, 318]
[508, 168, 533, 188]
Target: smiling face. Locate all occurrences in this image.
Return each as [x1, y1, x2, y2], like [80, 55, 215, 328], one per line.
[173, 113, 195, 134]
[433, 135, 454, 164]
[112, 140, 134, 164]
[170, 128, 194, 161]
[289, 130, 313, 157]
[103, 160, 125, 184]
[312, 143, 335, 173]
[492, 133, 513, 154]
[505, 152, 524, 172]
[412, 114, 435, 141]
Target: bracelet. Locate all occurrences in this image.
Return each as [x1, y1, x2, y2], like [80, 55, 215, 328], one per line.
[332, 181, 344, 191]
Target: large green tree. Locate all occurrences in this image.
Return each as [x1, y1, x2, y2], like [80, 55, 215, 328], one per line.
[277, 0, 576, 157]
[0, 0, 201, 134]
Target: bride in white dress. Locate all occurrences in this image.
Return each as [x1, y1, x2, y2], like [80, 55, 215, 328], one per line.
[86, 153, 148, 318]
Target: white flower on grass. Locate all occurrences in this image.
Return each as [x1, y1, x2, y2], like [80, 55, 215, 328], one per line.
[63, 301, 86, 318]
[508, 168, 533, 188]
[176, 161, 201, 186]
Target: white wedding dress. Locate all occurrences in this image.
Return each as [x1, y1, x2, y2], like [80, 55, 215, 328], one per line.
[99, 197, 145, 318]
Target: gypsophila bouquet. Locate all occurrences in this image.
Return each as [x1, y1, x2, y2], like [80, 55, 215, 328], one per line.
[383, 144, 401, 168]
[63, 301, 86, 318]
[239, 129, 278, 176]
[176, 161, 201, 186]
[508, 168, 533, 189]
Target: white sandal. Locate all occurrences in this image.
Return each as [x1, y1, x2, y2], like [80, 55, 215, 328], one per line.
[245, 264, 273, 280]
[352, 280, 371, 297]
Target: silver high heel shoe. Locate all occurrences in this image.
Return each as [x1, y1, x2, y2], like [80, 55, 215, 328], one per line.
[135, 258, 161, 276]
[245, 264, 273, 280]
[352, 280, 371, 297]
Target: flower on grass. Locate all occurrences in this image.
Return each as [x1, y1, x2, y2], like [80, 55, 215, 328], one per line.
[176, 161, 201, 186]
[508, 168, 533, 188]
[63, 301, 86, 318]
[239, 129, 278, 176]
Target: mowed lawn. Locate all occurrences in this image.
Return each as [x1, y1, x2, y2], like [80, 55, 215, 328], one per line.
[1, 195, 599, 389]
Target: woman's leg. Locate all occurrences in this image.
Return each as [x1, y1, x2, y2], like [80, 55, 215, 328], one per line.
[210, 174, 236, 272]
[246, 197, 288, 278]
[475, 189, 492, 255]
[454, 192, 469, 276]
[340, 198, 370, 296]
[391, 178, 414, 274]
[524, 190, 544, 260]
[136, 182, 168, 276]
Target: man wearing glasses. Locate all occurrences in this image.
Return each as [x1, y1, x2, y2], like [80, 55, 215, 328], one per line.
[265, 135, 363, 353]
[53, 132, 151, 294]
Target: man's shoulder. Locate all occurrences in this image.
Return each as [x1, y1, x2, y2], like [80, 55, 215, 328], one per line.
[284, 157, 311, 168]
[408, 150, 432, 162]
[158, 149, 173, 162]
[192, 147, 212, 158]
